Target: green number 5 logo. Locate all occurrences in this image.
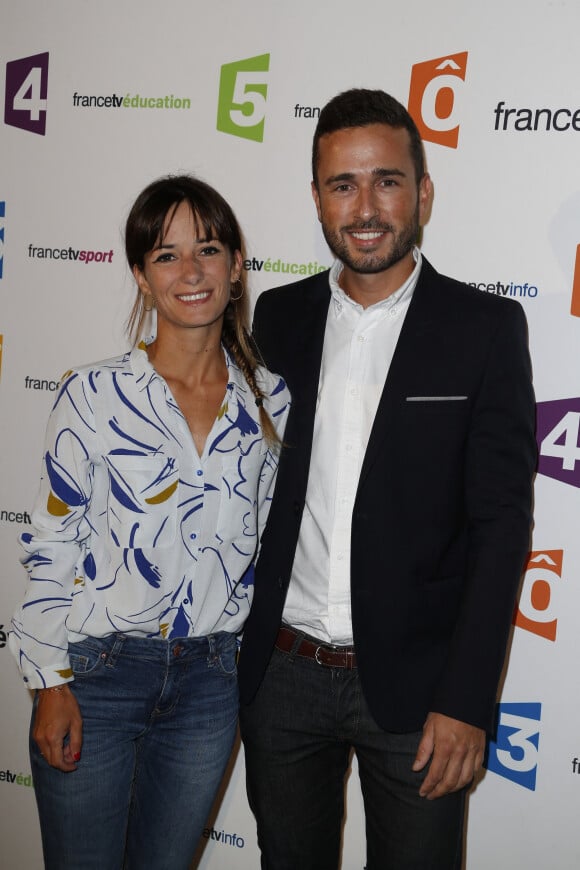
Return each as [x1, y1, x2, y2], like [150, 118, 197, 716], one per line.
[217, 54, 269, 142]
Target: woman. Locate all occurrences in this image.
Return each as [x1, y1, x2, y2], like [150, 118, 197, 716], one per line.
[10, 175, 290, 869]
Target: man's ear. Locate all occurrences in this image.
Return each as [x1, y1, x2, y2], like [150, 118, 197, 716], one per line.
[418, 173, 434, 228]
[311, 180, 322, 223]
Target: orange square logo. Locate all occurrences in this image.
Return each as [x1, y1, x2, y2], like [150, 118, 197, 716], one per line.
[571, 244, 580, 316]
[408, 52, 468, 149]
[513, 550, 563, 641]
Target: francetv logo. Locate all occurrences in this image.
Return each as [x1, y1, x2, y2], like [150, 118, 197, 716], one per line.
[408, 51, 468, 148]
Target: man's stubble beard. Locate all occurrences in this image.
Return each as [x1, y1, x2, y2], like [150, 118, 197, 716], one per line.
[321, 209, 420, 275]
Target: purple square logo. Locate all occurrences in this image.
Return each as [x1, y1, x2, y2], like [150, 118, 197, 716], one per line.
[5, 53, 49, 135]
[0, 201, 4, 280]
[537, 398, 580, 488]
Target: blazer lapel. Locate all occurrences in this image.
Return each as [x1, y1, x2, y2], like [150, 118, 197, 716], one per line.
[283, 274, 330, 457]
[293, 276, 330, 396]
[358, 258, 442, 489]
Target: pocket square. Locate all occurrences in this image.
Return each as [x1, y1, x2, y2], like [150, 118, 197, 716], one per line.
[405, 396, 468, 401]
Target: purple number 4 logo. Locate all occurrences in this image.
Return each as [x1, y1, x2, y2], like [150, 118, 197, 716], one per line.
[537, 398, 580, 488]
[5, 52, 49, 135]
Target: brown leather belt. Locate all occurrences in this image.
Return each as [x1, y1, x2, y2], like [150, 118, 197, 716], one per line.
[275, 626, 357, 669]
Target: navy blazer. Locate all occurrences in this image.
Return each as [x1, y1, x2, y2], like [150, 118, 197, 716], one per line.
[238, 258, 536, 733]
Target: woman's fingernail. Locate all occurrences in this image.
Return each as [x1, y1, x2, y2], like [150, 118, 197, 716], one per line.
[73, 752, 81, 762]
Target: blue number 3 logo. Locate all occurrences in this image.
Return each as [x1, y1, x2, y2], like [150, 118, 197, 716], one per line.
[486, 702, 541, 791]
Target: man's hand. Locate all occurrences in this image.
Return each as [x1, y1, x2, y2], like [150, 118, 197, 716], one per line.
[412, 712, 485, 799]
[33, 685, 83, 772]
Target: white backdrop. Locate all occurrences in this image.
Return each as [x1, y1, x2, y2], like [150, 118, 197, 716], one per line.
[2, 1, 580, 867]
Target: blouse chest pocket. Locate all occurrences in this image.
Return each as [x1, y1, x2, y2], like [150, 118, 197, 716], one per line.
[105, 454, 178, 549]
[216, 449, 266, 542]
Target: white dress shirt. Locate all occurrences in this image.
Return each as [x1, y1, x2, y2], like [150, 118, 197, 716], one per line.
[283, 249, 422, 644]
[10, 344, 290, 688]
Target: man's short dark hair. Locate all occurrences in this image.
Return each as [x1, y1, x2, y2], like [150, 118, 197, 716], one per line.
[312, 88, 425, 186]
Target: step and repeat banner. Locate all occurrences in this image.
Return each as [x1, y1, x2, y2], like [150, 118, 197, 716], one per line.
[2, 1, 580, 867]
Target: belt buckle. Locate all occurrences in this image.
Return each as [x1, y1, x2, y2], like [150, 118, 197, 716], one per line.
[314, 645, 326, 666]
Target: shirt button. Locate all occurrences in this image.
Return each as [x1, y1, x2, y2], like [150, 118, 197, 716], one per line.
[357, 335, 365, 343]
[190, 533, 197, 540]
[196, 470, 203, 477]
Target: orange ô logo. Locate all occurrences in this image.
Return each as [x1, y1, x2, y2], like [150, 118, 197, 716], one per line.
[408, 52, 468, 149]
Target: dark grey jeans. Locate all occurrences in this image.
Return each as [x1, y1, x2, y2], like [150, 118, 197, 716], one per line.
[240, 635, 465, 870]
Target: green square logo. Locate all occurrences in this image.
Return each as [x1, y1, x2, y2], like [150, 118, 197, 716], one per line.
[217, 54, 269, 142]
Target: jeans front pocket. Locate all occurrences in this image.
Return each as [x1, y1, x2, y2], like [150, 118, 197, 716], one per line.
[68, 637, 110, 677]
[210, 633, 238, 677]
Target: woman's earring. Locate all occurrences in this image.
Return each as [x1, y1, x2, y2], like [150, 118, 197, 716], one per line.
[143, 294, 155, 312]
[230, 280, 244, 301]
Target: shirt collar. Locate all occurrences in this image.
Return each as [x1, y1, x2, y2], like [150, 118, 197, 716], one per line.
[129, 342, 156, 391]
[329, 246, 422, 312]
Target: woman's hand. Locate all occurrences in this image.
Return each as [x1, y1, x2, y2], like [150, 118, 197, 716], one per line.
[33, 685, 83, 772]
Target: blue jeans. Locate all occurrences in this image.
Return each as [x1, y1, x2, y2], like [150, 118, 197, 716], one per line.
[239, 640, 465, 870]
[30, 632, 238, 870]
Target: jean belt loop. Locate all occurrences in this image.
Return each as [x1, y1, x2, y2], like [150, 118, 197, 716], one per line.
[207, 634, 216, 661]
[107, 633, 126, 668]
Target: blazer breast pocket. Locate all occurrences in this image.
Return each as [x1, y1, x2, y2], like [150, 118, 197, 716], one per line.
[404, 395, 469, 415]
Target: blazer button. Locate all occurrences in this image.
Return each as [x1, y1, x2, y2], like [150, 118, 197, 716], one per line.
[277, 576, 286, 590]
[293, 501, 301, 516]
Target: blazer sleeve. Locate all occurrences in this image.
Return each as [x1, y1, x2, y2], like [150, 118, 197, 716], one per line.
[430, 300, 536, 730]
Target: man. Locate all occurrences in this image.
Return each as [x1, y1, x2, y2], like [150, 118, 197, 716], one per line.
[238, 89, 536, 869]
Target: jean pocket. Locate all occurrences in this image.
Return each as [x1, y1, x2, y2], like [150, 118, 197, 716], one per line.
[68, 639, 109, 676]
[105, 454, 178, 548]
[214, 636, 238, 677]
